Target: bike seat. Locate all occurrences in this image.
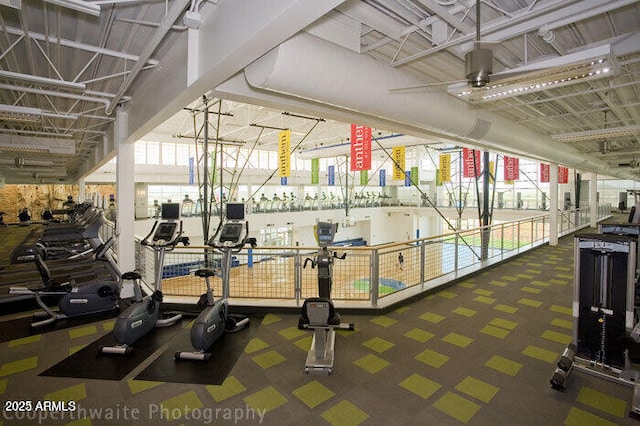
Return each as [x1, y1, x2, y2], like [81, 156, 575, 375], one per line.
[194, 268, 216, 278]
[122, 271, 142, 281]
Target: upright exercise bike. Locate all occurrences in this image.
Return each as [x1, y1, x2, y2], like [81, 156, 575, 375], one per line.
[100, 203, 187, 355]
[175, 203, 253, 361]
[299, 222, 354, 375]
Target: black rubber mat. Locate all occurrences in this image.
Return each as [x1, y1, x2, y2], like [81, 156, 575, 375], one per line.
[39, 322, 183, 380]
[0, 308, 120, 343]
[134, 315, 262, 385]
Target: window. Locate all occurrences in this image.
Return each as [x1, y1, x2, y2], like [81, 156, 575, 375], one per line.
[161, 143, 176, 165]
[146, 141, 160, 165]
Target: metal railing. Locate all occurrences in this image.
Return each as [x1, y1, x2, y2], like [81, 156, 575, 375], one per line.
[130, 205, 610, 309]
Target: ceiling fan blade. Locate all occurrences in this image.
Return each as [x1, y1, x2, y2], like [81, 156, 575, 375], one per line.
[389, 80, 467, 93]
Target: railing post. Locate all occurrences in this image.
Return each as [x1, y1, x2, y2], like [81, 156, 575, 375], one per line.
[500, 224, 504, 259]
[294, 249, 301, 306]
[454, 233, 459, 271]
[370, 249, 379, 307]
[530, 218, 534, 248]
[420, 241, 425, 289]
[517, 221, 521, 253]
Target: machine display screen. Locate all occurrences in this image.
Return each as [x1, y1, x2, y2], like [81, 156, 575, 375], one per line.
[153, 222, 177, 241]
[226, 203, 245, 220]
[161, 203, 181, 219]
[220, 223, 243, 243]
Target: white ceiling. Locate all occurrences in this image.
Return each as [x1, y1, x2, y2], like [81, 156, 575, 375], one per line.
[0, 0, 639, 184]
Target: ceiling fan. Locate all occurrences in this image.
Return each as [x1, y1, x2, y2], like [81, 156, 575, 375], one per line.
[389, 0, 616, 98]
[389, 0, 510, 94]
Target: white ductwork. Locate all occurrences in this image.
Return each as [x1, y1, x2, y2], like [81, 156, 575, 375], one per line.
[244, 32, 637, 180]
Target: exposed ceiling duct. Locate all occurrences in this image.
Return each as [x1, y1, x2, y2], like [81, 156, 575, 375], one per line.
[243, 32, 636, 180]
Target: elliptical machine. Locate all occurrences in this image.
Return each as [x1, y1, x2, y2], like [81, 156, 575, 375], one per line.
[175, 203, 253, 361]
[100, 203, 187, 355]
[299, 221, 354, 375]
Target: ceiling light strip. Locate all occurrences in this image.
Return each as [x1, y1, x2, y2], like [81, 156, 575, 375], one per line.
[552, 125, 640, 142]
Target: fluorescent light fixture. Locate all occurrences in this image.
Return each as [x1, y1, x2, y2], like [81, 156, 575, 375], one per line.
[449, 45, 618, 103]
[0, 135, 76, 155]
[0, 70, 86, 91]
[0, 0, 21, 10]
[0, 104, 42, 123]
[552, 125, 640, 143]
[43, 0, 100, 16]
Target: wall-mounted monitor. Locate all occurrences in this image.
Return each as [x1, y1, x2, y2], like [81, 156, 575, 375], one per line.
[226, 203, 245, 220]
[161, 203, 180, 220]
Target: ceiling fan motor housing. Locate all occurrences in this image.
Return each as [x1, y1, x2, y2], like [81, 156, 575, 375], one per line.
[465, 48, 493, 87]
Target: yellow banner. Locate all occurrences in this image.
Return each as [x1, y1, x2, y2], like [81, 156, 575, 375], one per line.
[505, 180, 514, 185]
[392, 146, 405, 180]
[489, 160, 495, 184]
[278, 130, 290, 177]
[439, 154, 451, 182]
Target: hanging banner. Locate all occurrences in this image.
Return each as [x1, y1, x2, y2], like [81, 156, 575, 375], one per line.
[436, 169, 442, 187]
[503, 156, 520, 181]
[311, 158, 319, 184]
[411, 166, 419, 186]
[380, 169, 386, 187]
[462, 148, 481, 177]
[540, 163, 550, 183]
[328, 165, 335, 186]
[489, 161, 495, 184]
[360, 170, 368, 186]
[392, 146, 405, 180]
[188, 157, 194, 185]
[505, 180, 514, 185]
[278, 129, 290, 177]
[350, 124, 372, 171]
[439, 154, 451, 182]
[404, 171, 411, 187]
[558, 166, 569, 184]
[281, 177, 287, 186]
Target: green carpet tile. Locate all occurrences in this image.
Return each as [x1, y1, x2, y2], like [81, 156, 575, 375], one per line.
[1, 231, 638, 424]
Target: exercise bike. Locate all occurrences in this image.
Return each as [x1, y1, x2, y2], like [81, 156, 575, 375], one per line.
[100, 203, 187, 355]
[175, 203, 253, 361]
[9, 237, 121, 328]
[298, 221, 354, 375]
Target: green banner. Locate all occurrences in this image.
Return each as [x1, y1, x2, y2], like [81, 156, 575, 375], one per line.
[360, 170, 368, 186]
[411, 166, 418, 186]
[311, 158, 319, 184]
[435, 168, 441, 186]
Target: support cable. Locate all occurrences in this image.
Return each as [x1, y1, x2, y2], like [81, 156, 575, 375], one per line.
[372, 136, 481, 260]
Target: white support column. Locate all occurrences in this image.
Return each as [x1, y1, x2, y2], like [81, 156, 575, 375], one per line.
[590, 173, 598, 228]
[115, 108, 136, 296]
[549, 163, 559, 246]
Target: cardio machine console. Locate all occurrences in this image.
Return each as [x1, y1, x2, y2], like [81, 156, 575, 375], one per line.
[150, 222, 178, 245]
[210, 203, 248, 248]
[315, 222, 338, 247]
[219, 222, 244, 244]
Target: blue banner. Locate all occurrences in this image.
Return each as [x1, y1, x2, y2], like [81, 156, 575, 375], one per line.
[405, 170, 411, 186]
[188, 157, 194, 185]
[328, 165, 335, 186]
[380, 169, 386, 187]
[281, 177, 287, 186]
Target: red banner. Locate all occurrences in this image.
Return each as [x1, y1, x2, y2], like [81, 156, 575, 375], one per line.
[503, 156, 520, 181]
[540, 164, 550, 183]
[558, 166, 569, 184]
[350, 124, 371, 171]
[462, 148, 481, 177]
